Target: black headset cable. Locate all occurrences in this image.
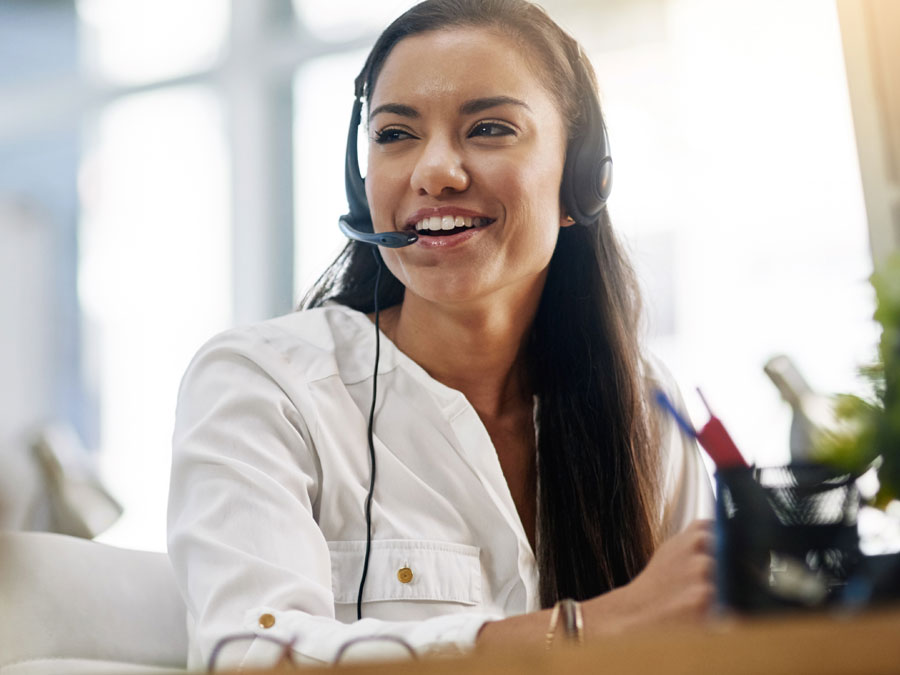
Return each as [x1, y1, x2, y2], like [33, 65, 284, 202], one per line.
[357, 247, 382, 620]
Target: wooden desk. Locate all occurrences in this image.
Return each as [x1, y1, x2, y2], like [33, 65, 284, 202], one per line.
[254, 608, 900, 674]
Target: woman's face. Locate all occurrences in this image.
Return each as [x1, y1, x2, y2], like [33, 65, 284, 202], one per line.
[365, 27, 571, 309]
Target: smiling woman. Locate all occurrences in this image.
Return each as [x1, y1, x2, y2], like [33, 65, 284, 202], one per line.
[167, 0, 714, 669]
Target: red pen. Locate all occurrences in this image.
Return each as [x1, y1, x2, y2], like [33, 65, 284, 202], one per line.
[695, 389, 748, 468]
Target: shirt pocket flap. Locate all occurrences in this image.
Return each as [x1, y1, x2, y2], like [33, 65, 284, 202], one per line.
[327, 539, 482, 606]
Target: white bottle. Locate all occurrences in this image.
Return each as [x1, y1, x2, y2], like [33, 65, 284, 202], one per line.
[763, 354, 837, 462]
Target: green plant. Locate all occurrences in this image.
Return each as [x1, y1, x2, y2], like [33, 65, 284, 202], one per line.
[814, 255, 900, 507]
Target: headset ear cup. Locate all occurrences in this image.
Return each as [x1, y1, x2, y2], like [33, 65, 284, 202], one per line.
[561, 94, 613, 224]
[344, 96, 374, 231]
[562, 137, 612, 224]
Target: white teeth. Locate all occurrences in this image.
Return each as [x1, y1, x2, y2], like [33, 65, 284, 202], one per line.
[413, 215, 491, 231]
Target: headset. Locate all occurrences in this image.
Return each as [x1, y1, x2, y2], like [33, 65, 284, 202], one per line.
[338, 70, 613, 243]
[337, 54, 614, 621]
[337, 94, 419, 249]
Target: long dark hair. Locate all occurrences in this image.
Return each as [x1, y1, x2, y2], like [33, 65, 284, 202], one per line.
[303, 0, 661, 607]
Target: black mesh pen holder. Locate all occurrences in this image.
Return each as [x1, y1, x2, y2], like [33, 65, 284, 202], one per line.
[715, 464, 861, 613]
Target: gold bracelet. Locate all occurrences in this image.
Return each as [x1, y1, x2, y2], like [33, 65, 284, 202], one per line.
[545, 599, 584, 649]
[545, 601, 562, 650]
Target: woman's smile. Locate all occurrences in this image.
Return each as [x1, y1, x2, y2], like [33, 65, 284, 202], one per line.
[404, 206, 496, 248]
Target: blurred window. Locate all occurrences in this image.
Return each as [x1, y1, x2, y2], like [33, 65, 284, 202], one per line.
[292, 0, 415, 41]
[81, 86, 231, 550]
[293, 49, 368, 299]
[76, 0, 229, 85]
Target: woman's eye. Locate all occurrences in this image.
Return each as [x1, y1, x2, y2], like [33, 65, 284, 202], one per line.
[469, 122, 515, 138]
[373, 128, 413, 144]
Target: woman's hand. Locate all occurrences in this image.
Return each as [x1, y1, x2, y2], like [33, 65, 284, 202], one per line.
[583, 519, 715, 637]
[477, 520, 715, 648]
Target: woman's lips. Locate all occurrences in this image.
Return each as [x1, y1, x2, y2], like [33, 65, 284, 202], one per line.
[398, 207, 495, 249]
[412, 223, 489, 249]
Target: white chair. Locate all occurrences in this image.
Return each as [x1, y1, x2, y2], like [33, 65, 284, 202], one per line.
[0, 531, 189, 674]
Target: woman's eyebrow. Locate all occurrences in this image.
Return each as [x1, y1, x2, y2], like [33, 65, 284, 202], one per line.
[459, 96, 531, 115]
[368, 96, 531, 121]
[369, 103, 418, 120]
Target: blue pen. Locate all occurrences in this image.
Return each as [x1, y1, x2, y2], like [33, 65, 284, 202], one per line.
[653, 389, 698, 439]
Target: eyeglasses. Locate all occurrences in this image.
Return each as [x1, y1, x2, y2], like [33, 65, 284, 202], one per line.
[208, 633, 298, 672]
[333, 635, 417, 663]
[207, 632, 417, 671]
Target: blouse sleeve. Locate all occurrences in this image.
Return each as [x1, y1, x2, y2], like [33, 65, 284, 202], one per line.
[166, 330, 498, 671]
[645, 356, 716, 538]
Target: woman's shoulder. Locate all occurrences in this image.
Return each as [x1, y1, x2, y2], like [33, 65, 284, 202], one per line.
[185, 304, 375, 385]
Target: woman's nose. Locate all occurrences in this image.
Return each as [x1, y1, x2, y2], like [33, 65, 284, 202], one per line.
[409, 136, 470, 196]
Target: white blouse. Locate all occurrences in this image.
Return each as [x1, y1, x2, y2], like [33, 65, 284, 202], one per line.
[167, 304, 714, 670]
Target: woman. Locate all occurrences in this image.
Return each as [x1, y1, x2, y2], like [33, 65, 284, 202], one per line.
[168, 0, 714, 669]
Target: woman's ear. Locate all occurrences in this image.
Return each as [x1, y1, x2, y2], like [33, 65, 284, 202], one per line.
[560, 213, 577, 228]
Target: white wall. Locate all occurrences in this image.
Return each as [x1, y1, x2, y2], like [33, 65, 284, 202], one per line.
[0, 198, 55, 529]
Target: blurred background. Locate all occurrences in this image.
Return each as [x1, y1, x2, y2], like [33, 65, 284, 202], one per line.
[1, 0, 897, 552]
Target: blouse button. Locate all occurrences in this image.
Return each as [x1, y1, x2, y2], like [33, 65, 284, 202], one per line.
[258, 613, 276, 629]
[397, 567, 414, 584]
